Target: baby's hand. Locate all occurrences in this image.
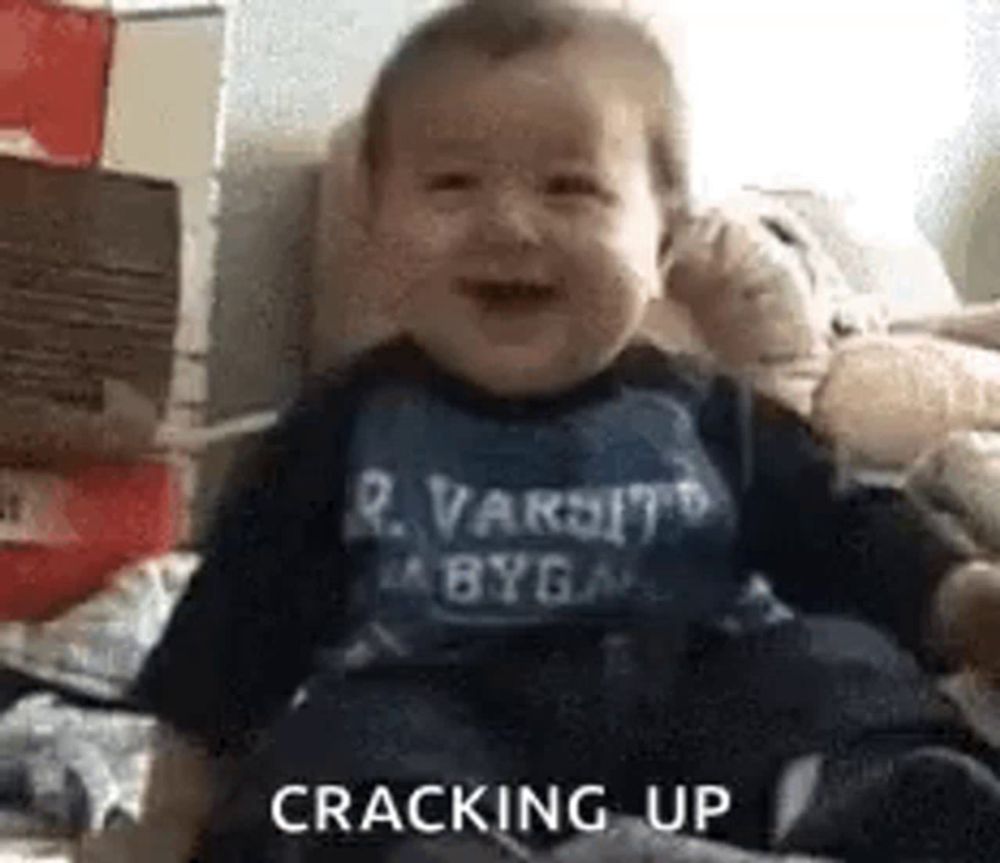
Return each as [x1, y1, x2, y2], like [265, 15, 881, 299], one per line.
[935, 559, 1000, 682]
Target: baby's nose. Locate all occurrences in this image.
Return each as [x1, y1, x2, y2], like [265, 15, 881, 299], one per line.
[475, 188, 542, 248]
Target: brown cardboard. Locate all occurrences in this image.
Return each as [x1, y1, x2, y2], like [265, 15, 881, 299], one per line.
[0, 156, 179, 463]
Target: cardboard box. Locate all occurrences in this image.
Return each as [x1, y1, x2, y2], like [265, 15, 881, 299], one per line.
[0, 156, 179, 464]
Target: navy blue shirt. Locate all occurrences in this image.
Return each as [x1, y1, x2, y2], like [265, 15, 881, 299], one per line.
[134, 339, 961, 755]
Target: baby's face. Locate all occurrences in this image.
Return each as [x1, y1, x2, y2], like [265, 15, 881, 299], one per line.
[368, 42, 668, 396]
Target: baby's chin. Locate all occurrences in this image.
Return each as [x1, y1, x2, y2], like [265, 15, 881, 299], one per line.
[422, 336, 609, 399]
[465, 362, 579, 399]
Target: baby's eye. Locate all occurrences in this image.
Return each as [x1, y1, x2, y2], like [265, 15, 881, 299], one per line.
[543, 173, 606, 199]
[424, 172, 479, 192]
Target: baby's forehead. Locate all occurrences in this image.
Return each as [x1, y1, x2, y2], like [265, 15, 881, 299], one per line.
[394, 34, 655, 101]
[384, 43, 654, 153]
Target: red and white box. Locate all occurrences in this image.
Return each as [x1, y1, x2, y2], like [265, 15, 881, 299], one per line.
[0, 461, 181, 619]
[0, 0, 114, 165]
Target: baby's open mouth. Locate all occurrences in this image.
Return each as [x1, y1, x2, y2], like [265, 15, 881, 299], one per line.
[459, 279, 560, 310]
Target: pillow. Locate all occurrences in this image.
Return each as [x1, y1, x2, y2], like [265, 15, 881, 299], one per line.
[0, 553, 198, 701]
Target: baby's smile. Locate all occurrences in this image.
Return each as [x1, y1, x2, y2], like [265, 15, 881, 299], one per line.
[458, 278, 562, 313]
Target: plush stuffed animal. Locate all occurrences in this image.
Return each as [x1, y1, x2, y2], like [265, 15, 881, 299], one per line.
[661, 187, 1000, 681]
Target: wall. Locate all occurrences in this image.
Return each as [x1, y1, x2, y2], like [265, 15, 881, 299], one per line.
[200, 0, 999, 517]
[200, 0, 449, 522]
[915, 0, 1000, 303]
[209, 0, 447, 425]
[641, 0, 997, 303]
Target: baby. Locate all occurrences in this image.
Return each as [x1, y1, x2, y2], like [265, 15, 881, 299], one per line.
[119, 2, 1000, 861]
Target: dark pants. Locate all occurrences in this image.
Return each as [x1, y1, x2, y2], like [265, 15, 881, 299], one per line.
[195, 616, 995, 861]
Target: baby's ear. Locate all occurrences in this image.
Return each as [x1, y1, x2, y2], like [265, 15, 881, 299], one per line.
[320, 117, 378, 234]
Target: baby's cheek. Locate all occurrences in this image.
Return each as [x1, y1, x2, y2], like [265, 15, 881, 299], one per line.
[573, 239, 659, 317]
[398, 208, 470, 256]
[386, 229, 457, 294]
[563, 275, 649, 360]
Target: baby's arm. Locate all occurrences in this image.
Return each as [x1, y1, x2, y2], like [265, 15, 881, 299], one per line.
[701, 377, 970, 664]
[81, 361, 372, 859]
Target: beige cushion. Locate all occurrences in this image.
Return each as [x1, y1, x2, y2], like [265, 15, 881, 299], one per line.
[814, 337, 1000, 469]
[892, 300, 1000, 353]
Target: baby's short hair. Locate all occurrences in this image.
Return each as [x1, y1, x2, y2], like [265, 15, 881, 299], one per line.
[359, 0, 690, 218]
